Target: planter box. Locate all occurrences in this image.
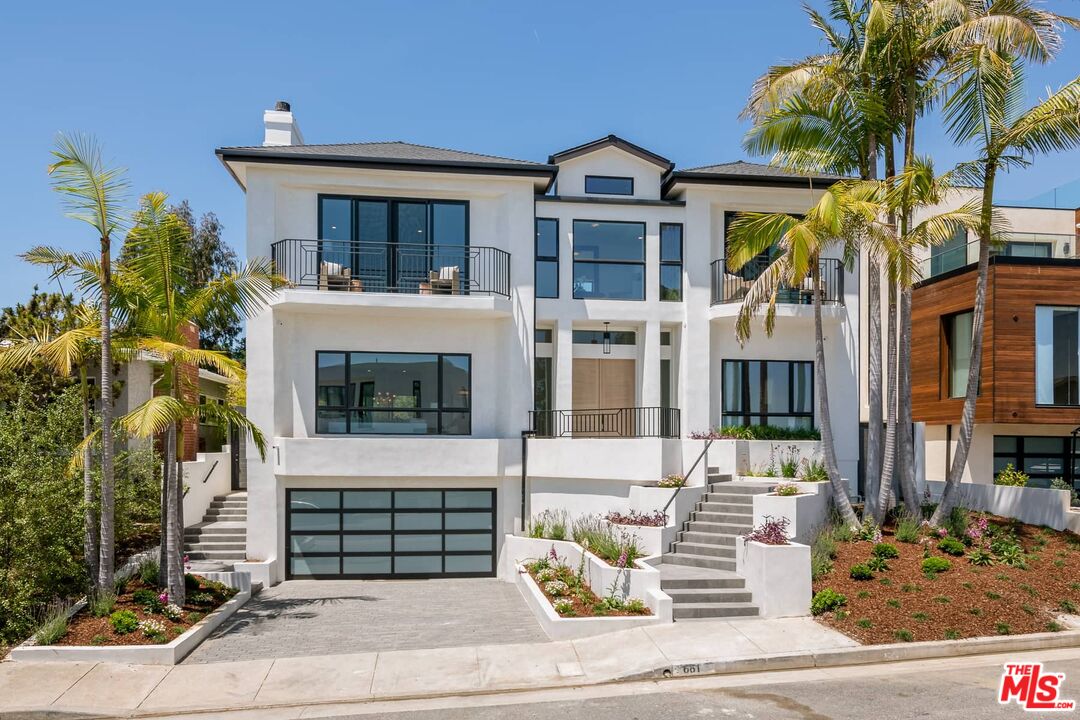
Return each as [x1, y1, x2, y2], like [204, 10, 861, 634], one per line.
[735, 537, 811, 618]
[752, 483, 832, 544]
[740, 441, 822, 476]
[603, 521, 676, 558]
[10, 572, 252, 665]
[501, 535, 672, 631]
[925, 480, 1073, 531]
[515, 568, 667, 640]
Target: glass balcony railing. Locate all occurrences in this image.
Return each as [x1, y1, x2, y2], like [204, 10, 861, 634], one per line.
[920, 232, 1078, 279]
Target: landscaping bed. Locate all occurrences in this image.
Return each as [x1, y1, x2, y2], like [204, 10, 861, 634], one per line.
[812, 512, 1080, 645]
[50, 573, 236, 648]
[524, 551, 650, 618]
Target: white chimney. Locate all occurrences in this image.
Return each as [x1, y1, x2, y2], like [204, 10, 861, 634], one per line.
[263, 100, 304, 147]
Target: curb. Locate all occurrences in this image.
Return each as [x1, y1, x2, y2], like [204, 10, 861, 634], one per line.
[621, 629, 1080, 681]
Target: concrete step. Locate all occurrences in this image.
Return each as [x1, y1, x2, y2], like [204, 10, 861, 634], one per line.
[214, 493, 247, 500]
[204, 508, 247, 516]
[697, 502, 754, 515]
[673, 602, 759, 620]
[707, 483, 771, 495]
[678, 531, 740, 546]
[685, 521, 752, 535]
[703, 493, 753, 505]
[660, 575, 746, 590]
[692, 511, 754, 526]
[665, 588, 754, 604]
[671, 542, 735, 559]
[209, 500, 247, 509]
[184, 542, 246, 552]
[203, 514, 247, 522]
[186, 550, 248, 561]
[185, 525, 245, 536]
[661, 553, 736, 572]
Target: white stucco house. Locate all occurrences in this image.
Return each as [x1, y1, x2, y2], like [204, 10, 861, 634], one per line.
[215, 102, 860, 589]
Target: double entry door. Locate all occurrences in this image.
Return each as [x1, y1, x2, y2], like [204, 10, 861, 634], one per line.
[571, 358, 636, 437]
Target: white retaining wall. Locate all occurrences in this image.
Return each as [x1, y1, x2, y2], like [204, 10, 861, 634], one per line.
[182, 450, 232, 528]
[735, 538, 811, 618]
[925, 481, 1074, 531]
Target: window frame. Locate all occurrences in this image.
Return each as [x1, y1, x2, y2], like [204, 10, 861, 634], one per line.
[993, 435, 1076, 489]
[535, 217, 559, 299]
[1035, 304, 1080, 407]
[721, 359, 815, 428]
[584, 175, 634, 196]
[571, 219, 646, 301]
[942, 310, 975, 400]
[315, 350, 472, 436]
[659, 223, 683, 302]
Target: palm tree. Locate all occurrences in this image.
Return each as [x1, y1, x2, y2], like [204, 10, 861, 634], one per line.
[118, 192, 281, 604]
[726, 182, 889, 529]
[932, 60, 1080, 523]
[43, 134, 128, 591]
[0, 305, 102, 581]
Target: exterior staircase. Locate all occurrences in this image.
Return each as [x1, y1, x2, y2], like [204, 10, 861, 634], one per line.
[657, 470, 773, 620]
[183, 492, 247, 572]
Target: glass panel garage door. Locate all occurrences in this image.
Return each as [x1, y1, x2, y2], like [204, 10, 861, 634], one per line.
[286, 489, 496, 579]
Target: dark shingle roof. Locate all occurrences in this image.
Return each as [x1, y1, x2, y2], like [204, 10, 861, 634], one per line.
[663, 160, 845, 192]
[217, 140, 552, 168]
[548, 134, 673, 171]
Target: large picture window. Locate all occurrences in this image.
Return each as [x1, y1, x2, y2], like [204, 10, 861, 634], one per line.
[660, 223, 683, 301]
[535, 218, 558, 298]
[572, 220, 645, 300]
[944, 311, 973, 399]
[993, 435, 1078, 490]
[1036, 306, 1080, 406]
[316, 352, 471, 435]
[722, 360, 813, 429]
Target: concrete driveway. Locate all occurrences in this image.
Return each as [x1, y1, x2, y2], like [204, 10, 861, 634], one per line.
[183, 578, 547, 663]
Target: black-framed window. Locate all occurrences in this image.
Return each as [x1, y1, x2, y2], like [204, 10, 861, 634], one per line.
[585, 175, 634, 195]
[317, 195, 468, 293]
[316, 351, 471, 435]
[993, 435, 1078, 490]
[535, 328, 553, 343]
[1036, 305, 1080, 406]
[535, 218, 558, 298]
[722, 360, 814, 429]
[572, 330, 636, 345]
[572, 220, 645, 300]
[944, 310, 974, 399]
[660, 223, 683, 301]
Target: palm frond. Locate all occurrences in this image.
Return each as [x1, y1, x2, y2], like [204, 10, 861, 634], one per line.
[120, 395, 186, 439]
[1002, 75, 1080, 156]
[198, 403, 268, 461]
[186, 258, 285, 324]
[47, 132, 130, 238]
[135, 338, 244, 380]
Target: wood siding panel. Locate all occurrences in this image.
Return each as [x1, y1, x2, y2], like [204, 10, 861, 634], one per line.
[912, 260, 1080, 427]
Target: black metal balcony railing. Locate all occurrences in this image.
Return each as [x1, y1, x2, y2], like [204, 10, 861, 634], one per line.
[711, 257, 844, 306]
[920, 232, 1078, 279]
[529, 407, 681, 439]
[271, 239, 511, 298]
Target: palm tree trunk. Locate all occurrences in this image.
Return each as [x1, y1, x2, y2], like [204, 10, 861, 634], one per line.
[163, 421, 178, 595]
[813, 261, 859, 528]
[158, 458, 169, 588]
[877, 280, 898, 520]
[897, 285, 921, 516]
[933, 168, 996, 525]
[79, 366, 98, 586]
[97, 236, 115, 592]
[167, 366, 186, 606]
[866, 257, 883, 521]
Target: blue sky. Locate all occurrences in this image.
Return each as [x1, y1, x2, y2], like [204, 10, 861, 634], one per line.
[2, 1, 1079, 308]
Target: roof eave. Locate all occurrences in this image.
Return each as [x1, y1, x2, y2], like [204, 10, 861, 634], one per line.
[548, 135, 672, 172]
[662, 171, 842, 194]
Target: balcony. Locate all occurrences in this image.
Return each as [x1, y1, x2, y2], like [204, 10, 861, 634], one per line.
[920, 232, 1078, 279]
[529, 407, 681, 439]
[711, 257, 844, 306]
[271, 239, 511, 297]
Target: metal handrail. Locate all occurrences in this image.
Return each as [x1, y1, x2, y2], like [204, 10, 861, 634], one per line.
[662, 438, 713, 515]
[711, 257, 843, 305]
[201, 460, 219, 484]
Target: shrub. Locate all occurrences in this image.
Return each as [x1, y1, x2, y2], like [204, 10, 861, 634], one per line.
[34, 603, 70, 646]
[943, 629, 961, 640]
[943, 506, 969, 541]
[777, 445, 801, 478]
[110, 610, 139, 635]
[986, 591, 1002, 600]
[186, 611, 204, 624]
[1060, 599, 1078, 614]
[872, 543, 899, 559]
[938, 537, 966, 556]
[162, 604, 184, 621]
[866, 556, 890, 572]
[887, 599, 901, 608]
[933, 595, 951, 604]
[604, 509, 667, 527]
[856, 618, 872, 629]
[921, 557, 951, 575]
[857, 518, 881, 542]
[139, 618, 168, 643]
[996, 623, 1012, 635]
[188, 592, 215, 606]
[138, 557, 160, 587]
[1047, 621, 1064, 632]
[1050, 477, 1080, 507]
[894, 629, 914, 642]
[743, 516, 790, 545]
[553, 598, 574, 614]
[969, 607, 983, 616]
[911, 611, 930, 622]
[773, 482, 801, 497]
[184, 573, 201, 591]
[745, 463, 777, 478]
[901, 583, 921, 593]
[132, 588, 163, 613]
[88, 591, 117, 618]
[810, 588, 847, 615]
[994, 463, 1028, 487]
[571, 515, 641, 566]
[800, 457, 829, 483]
[997, 546, 1028, 569]
[849, 563, 874, 580]
[857, 590, 871, 599]
[624, 598, 648, 614]
[543, 580, 569, 597]
[688, 425, 820, 441]
[90, 634, 108, 646]
[811, 527, 838, 581]
[967, 549, 994, 566]
[529, 509, 569, 541]
[894, 512, 921, 543]
[656, 474, 685, 488]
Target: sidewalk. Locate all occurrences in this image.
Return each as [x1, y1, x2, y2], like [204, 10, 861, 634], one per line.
[0, 617, 855, 717]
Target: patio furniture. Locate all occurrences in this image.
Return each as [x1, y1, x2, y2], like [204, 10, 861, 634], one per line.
[318, 261, 352, 291]
[422, 266, 461, 295]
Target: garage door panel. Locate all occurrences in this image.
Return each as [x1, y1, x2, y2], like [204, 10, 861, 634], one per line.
[286, 488, 496, 579]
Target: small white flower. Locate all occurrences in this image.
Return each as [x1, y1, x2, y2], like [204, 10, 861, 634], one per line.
[544, 580, 570, 597]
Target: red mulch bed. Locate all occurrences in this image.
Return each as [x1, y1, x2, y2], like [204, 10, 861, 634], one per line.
[55, 575, 235, 647]
[814, 516, 1080, 644]
[526, 563, 650, 618]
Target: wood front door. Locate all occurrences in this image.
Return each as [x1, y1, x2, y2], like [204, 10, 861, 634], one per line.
[572, 358, 636, 436]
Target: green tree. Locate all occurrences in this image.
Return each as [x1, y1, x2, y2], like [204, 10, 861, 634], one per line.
[118, 192, 279, 604]
[43, 134, 129, 592]
[0, 288, 79, 405]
